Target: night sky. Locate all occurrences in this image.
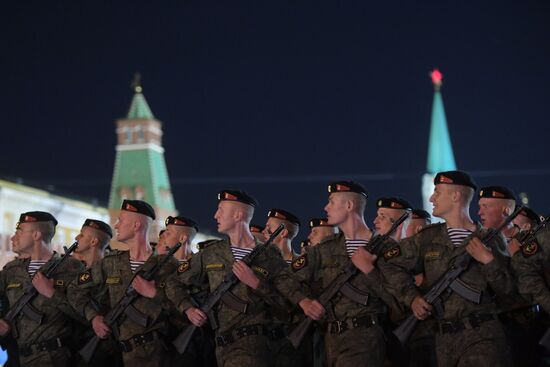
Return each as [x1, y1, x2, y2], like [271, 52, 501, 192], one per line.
[1, 1, 549, 244]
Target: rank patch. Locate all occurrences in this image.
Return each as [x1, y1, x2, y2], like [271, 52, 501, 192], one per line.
[522, 240, 540, 258]
[206, 263, 224, 270]
[7, 283, 21, 289]
[78, 271, 92, 284]
[106, 276, 121, 284]
[292, 255, 307, 271]
[383, 246, 401, 261]
[177, 261, 190, 273]
[425, 251, 441, 260]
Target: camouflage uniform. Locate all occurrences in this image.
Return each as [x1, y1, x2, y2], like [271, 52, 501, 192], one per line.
[380, 222, 515, 367]
[67, 250, 177, 367]
[290, 232, 398, 367]
[165, 238, 309, 367]
[0, 255, 84, 367]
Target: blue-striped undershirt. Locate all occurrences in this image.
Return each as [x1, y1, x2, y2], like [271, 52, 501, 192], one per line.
[231, 246, 253, 261]
[28, 260, 47, 277]
[345, 239, 369, 258]
[447, 228, 473, 247]
[129, 260, 146, 273]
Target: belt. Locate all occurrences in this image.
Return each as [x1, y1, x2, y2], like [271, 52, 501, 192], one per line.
[327, 314, 379, 334]
[268, 325, 289, 340]
[118, 330, 160, 353]
[216, 324, 268, 347]
[20, 337, 69, 357]
[437, 313, 497, 334]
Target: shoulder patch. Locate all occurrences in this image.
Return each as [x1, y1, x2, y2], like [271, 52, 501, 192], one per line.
[177, 261, 190, 273]
[78, 271, 92, 284]
[383, 246, 401, 261]
[252, 266, 269, 278]
[522, 240, 541, 258]
[291, 254, 307, 271]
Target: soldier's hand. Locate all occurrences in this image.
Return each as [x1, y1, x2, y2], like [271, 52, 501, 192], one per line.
[507, 238, 521, 257]
[92, 315, 111, 339]
[133, 275, 157, 298]
[298, 298, 325, 320]
[351, 247, 377, 275]
[233, 261, 260, 290]
[466, 237, 494, 265]
[0, 319, 11, 336]
[32, 271, 55, 298]
[411, 296, 432, 320]
[185, 307, 207, 327]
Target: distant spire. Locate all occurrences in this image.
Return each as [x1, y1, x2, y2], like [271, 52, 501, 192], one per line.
[127, 72, 154, 119]
[426, 69, 456, 173]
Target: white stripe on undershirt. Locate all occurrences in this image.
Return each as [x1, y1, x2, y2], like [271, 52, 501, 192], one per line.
[345, 239, 369, 258]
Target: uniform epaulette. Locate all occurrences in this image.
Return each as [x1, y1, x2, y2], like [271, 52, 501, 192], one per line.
[104, 249, 126, 257]
[415, 222, 445, 234]
[3, 257, 26, 270]
[202, 239, 222, 249]
[318, 232, 341, 245]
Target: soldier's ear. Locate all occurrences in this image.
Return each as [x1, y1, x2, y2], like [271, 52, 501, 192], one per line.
[91, 237, 99, 248]
[179, 233, 189, 245]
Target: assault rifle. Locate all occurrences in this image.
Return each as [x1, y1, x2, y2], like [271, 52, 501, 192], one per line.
[3, 241, 79, 338]
[79, 242, 182, 362]
[393, 206, 524, 345]
[287, 211, 410, 348]
[172, 223, 285, 355]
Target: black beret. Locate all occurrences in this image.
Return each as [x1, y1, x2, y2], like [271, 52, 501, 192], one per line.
[516, 206, 542, 225]
[478, 186, 516, 200]
[308, 218, 331, 228]
[300, 239, 310, 248]
[411, 209, 432, 222]
[121, 199, 156, 220]
[267, 208, 301, 226]
[433, 170, 477, 191]
[165, 216, 199, 232]
[250, 224, 265, 234]
[376, 197, 412, 210]
[18, 211, 58, 226]
[217, 190, 257, 207]
[327, 181, 367, 197]
[83, 219, 113, 238]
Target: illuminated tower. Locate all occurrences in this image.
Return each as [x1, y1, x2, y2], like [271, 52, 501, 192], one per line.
[422, 69, 457, 218]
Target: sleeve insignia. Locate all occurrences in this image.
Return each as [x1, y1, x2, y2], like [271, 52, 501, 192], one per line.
[291, 255, 307, 271]
[383, 246, 401, 261]
[522, 240, 540, 257]
[177, 261, 190, 273]
[106, 276, 121, 285]
[252, 266, 269, 278]
[78, 271, 92, 284]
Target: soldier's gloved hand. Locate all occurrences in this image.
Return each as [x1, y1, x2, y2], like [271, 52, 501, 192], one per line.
[411, 296, 432, 320]
[133, 275, 157, 298]
[0, 319, 11, 336]
[32, 271, 55, 298]
[92, 315, 111, 339]
[465, 237, 494, 265]
[351, 247, 377, 275]
[233, 261, 260, 290]
[185, 307, 207, 327]
[298, 298, 325, 320]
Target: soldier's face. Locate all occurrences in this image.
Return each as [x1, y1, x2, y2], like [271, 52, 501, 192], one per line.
[214, 201, 237, 234]
[308, 226, 334, 246]
[324, 194, 348, 225]
[11, 223, 36, 255]
[512, 215, 532, 231]
[114, 211, 135, 242]
[163, 225, 181, 249]
[373, 208, 400, 235]
[429, 185, 453, 218]
[404, 218, 428, 238]
[478, 198, 507, 229]
[263, 218, 282, 241]
[74, 227, 94, 253]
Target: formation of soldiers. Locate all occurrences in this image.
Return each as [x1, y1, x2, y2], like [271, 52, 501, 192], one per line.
[0, 169, 549, 367]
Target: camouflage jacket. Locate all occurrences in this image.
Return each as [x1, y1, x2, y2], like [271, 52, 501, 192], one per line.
[380, 222, 515, 320]
[511, 225, 550, 312]
[290, 232, 399, 321]
[0, 254, 84, 346]
[165, 238, 309, 334]
[66, 250, 178, 340]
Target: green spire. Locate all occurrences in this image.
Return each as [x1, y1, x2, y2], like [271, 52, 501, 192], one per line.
[127, 73, 154, 119]
[426, 69, 456, 173]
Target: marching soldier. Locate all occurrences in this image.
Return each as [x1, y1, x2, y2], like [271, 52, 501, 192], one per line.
[0, 211, 84, 367]
[166, 190, 323, 367]
[512, 206, 541, 232]
[373, 197, 412, 241]
[404, 209, 431, 238]
[250, 224, 267, 242]
[380, 171, 515, 367]
[307, 218, 337, 247]
[263, 209, 301, 264]
[67, 200, 178, 367]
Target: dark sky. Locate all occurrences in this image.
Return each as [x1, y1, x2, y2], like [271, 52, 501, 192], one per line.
[1, 1, 549, 243]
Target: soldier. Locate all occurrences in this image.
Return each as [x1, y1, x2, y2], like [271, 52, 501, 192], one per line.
[0, 211, 84, 367]
[373, 197, 412, 241]
[250, 224, 267, 242]
[291, 181, 399, 367]
[154, 229, 167, 255]
[163, 216, 198, 261]
[307, 218, 337, 247]
[404, 209, 431, 238]
[73, 219, 113, 268]
[380, 170, 515, 367]
[67, 200, 178, 367]
[263, 208, 301, 264]
[166, 190, 324, 367]
[512, 205, 541, 232]
[477, 186, 518, 244]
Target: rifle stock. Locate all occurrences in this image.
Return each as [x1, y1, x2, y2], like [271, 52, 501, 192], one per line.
[288, 211, 410, 348]
[393, 206, 524, 345]
[172, 224, 285, 355]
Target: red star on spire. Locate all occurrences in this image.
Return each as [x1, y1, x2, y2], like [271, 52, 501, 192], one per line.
[431, 69, 443, 88]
